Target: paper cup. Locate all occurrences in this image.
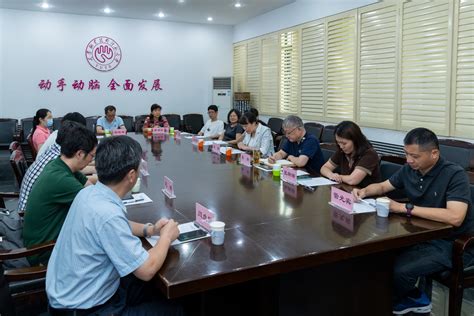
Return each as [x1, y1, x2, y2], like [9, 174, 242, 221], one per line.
[376, 197, 390, 217]
[210, 221, 225, 245]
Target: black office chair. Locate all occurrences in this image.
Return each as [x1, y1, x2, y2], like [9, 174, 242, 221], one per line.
[134, 115, 148, 132]
[267, 118, 283, 136]
[320, 125, 336, 144]
[52, 117, 62, 131]
[20, 118, 33, 142]
[119, 115, 134, 132]
[85, 116, 100, 133]
[164, 114, 181, 130]
[380, 155, 407, 201]
[439, 139, 474, 171]
[320, 143, 338, 163]
[304, 122, 324, 141]
[182, 114, 204, 134]
[0, 119, 18, 148]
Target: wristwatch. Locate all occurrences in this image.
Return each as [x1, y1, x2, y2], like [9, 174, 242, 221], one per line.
[143, 223, 153, 237]
[405, 203, 414, 217]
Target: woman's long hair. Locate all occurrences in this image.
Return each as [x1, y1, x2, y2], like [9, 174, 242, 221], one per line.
[334, 121, 371, 159]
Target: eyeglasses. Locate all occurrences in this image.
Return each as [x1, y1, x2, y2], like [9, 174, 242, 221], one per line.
[84, 151, 95, 159]
[284, 127, 299, 137]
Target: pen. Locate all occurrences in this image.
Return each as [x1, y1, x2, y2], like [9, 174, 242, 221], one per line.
[304, 185, 315, 192]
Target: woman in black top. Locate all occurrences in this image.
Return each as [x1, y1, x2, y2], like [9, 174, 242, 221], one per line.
[219, 109, 244, 145]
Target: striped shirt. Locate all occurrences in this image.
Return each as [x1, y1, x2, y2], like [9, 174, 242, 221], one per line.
[18, 143, 61, 211]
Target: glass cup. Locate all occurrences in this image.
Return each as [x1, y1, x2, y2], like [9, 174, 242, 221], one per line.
[252, 150, 260, 164]
[273, 164, 281, 177]
[376, 197, 390, 217]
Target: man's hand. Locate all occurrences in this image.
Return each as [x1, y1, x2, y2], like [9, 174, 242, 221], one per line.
[159, 219, 179, 243]
[352, 188, 366, 201]
[152, 218, 170, 235]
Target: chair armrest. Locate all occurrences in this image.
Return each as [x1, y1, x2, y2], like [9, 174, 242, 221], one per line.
[0, 240, 55, 260]
[4, 265, 47, 282]
[452, 234, 474, 273]
[0, 192, 19, 208]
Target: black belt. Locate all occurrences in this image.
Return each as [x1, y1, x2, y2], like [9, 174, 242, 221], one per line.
[48, 303, 107, 316]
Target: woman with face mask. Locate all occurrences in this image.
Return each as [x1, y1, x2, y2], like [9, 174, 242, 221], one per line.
[32, 108, 53, 152]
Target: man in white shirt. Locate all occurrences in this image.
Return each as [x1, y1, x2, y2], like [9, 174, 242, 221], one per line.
[198, 105, 224, 139]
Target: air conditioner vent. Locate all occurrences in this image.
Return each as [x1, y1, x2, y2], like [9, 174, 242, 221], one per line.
[213, 77, 232, 90]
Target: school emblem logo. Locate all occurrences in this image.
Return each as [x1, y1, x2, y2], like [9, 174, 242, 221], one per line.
[85, 36, 122, 72]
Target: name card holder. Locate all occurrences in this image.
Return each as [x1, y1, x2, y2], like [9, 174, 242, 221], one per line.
[112, 129, 127, 136]
[240, 153, 252, 167]
[162, 176, 176, 199]
[281, 167, 297, 185]
[153, 127, 166, 134]
[329, 186, 354, 213]
[195, 203, 216, 232]
[212, 143, 220, 154]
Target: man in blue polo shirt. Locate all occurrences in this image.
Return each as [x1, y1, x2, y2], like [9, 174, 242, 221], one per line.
[268, 115, 324, 174]
[46, 136, 182, 315]
[353, 127, 474, 315]
[96, 105, 126, 135]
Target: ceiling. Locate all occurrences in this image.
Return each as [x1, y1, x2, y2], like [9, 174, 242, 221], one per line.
[0, 0, 297, 25]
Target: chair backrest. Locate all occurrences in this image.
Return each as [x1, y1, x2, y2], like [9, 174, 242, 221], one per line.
[85, 116, 100, 133]
[26, 133, 37, 161]
[470, 184, 474, 205]
[10, 149, 28, 186]
[134, 115, 148, 132]
[20, 117, 33, 142]
[183, 114, 204, 134]
[320, 125, 336, 143]
[320, 143, 338, 164]
[119, 115, 134, 132]
[304, 122, 323, 141]
[0, 119, 18, 147]
[165, 114, 181, 130]
[439, 139, 474, 171]
[267, 117, 283, 135]
[52, 117, 62, 131]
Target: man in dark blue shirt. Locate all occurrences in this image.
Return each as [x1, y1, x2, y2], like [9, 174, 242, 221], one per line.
[353, 127, 473, 315]
[268, 115, 324, 174]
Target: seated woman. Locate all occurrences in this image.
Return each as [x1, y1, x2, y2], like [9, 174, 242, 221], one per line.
[32, 108, 53, 152]
[142, 104, 169, 131]
[237, 112, 274, 157]
[320, 121, 380, 188]
[219, 109, 244, 145]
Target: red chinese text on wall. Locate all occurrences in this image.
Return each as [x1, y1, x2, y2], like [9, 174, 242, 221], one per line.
[38, 79, 163, 92]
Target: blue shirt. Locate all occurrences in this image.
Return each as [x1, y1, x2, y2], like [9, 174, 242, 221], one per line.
[282, 132, 324, 173]
[96, 116, 125, 131]
[46, 182, 148, 309]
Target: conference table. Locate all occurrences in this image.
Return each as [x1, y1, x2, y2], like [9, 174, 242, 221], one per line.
[124, 132, 451, 316]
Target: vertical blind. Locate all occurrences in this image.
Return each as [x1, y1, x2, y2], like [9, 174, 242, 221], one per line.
[233, 0, 473, 138]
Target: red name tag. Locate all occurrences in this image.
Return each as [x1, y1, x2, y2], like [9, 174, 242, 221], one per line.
[164, 176, 174, 196]
[112, 129, 126, 136]
[282, 167, 297, 185]
[153, 127, 166, 134]
[212, 143, 220, 154]
[240, 153, 252, 167]
[195, 203, 216, 231]
[330, 186, 354, 213]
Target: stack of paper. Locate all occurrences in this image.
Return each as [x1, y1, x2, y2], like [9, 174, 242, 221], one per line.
[260, 158, 295, 167]
[297, 177, 337, 187]
[352, 199, 377, 214]
[219, 147, 244, 155]
[146, 221, 210, 246]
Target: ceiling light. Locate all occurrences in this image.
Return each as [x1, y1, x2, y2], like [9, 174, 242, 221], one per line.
[40, 2, 50, 9]
[178, 0, 185, 3]
[157, 11, 165, 18]
[207, 17, 213, 22]
[103, 7, 113, 14]
[234, 2, 242, 8]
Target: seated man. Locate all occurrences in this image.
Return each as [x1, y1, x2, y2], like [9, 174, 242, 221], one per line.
[96, 105, 127, 135]
[268, 115, 324, 174]
[22, 122, 97, 264]
[46, 136, 181, 315]
[198, 105, 224, 139]
[353, 127, 474, 315]
[18, 112, 96, 212]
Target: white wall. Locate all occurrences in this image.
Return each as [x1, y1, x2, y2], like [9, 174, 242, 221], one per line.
[233, 0, 376, 43]
[0, 9, 233, 120]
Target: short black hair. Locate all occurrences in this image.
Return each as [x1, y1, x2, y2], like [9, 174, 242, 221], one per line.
[208, 105, 218, 112]
[59, 121, 97, 158]
[404, 127, 439, 151]
[104, 105, 116, 114]
[96, 136, 142, 185]
[227, 109, 242, 124]
[249, 108, 259, 117]
[61, 112, 86, 127]
[239, 112, 257, 125]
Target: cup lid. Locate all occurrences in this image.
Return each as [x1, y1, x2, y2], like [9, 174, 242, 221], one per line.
[210, 221, 225, 230]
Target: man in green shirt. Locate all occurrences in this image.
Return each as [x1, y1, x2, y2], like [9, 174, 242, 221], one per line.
[23, 121, 97, 264]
